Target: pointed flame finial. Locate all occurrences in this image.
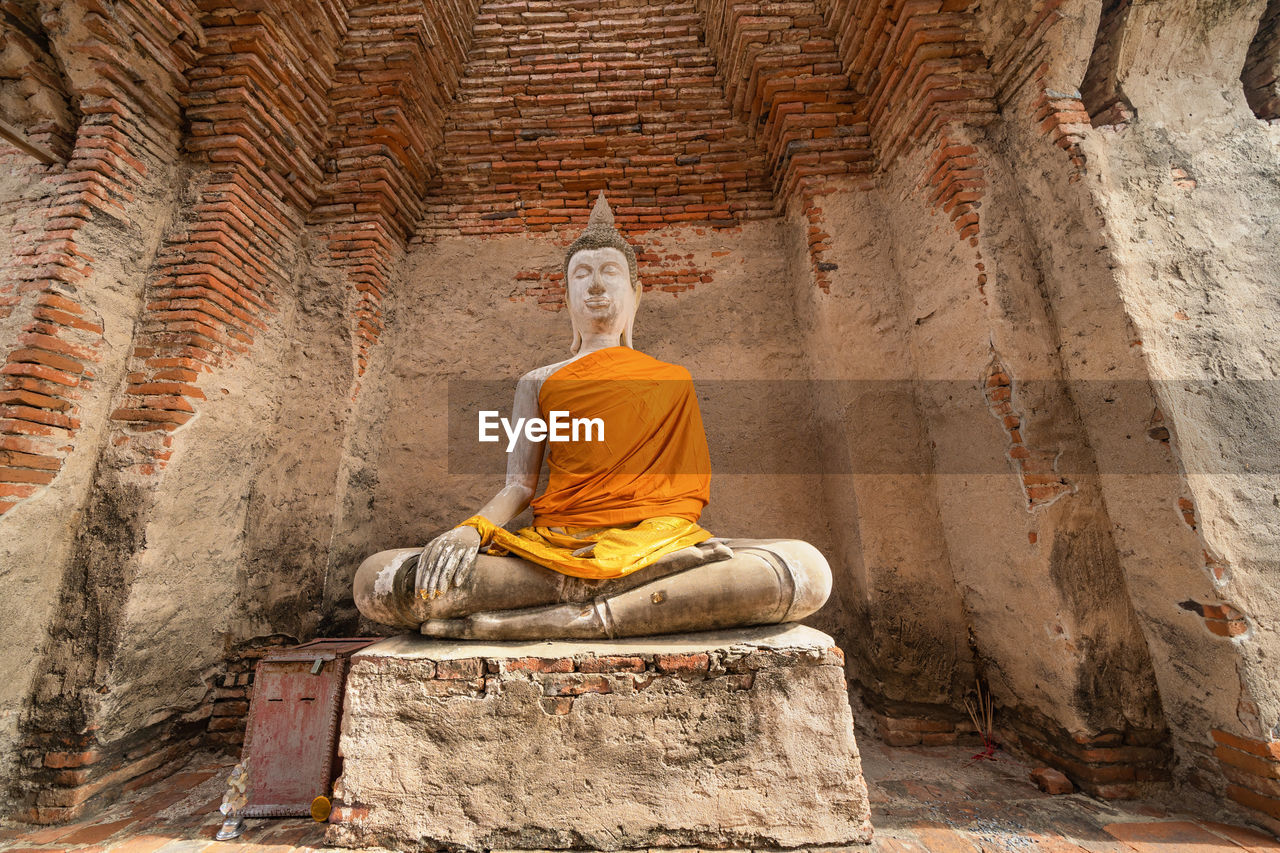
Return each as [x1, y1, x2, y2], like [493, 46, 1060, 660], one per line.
[587, 190, 615, 230]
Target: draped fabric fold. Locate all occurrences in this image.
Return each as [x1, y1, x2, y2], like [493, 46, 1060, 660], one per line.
[458, 514, 713, 580]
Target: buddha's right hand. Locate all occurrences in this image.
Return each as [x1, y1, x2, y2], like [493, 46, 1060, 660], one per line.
[415, 525, 482, 600]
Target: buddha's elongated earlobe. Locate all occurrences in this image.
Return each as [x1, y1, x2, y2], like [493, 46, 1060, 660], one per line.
[622, 284, 637, 348]
[571, 327, 582, 355]
[622, 284, 639, 348]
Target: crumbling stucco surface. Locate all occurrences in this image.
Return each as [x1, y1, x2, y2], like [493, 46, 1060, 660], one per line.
[0, 149, 187, 795]
[1081, 2, 1280, 746]
[330, 625, 872, 851]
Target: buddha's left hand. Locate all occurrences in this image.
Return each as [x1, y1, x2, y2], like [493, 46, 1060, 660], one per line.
[415, 526, 482, 600]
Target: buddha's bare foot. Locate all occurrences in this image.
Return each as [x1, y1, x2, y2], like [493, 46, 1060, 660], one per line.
[455, 601, 608, 641]
[419, 618, 470, 638]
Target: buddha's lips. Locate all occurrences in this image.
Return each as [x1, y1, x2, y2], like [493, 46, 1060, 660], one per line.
[585, 298, 611, 308]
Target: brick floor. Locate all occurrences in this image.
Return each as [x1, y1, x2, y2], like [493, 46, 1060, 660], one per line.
[0, 737, 1275, 852]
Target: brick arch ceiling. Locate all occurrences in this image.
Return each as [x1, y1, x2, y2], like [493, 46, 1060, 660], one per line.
[410, 0, 1003, 237]
[309, 0, 481, 376]
[416, 0, 778, 244]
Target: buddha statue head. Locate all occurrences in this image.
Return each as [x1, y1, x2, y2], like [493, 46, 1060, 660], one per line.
[563, 192, 641, 354]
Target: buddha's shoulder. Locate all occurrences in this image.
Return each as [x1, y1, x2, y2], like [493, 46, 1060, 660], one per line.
[520, 359, 574, 385]
[523, 348, 692, 385]
[627, 350, 693, 379]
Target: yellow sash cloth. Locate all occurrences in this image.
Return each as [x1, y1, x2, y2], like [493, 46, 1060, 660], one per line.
[457, 514, 712, 580]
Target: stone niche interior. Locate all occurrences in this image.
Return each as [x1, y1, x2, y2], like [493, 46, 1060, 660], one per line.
[1, 0, 1279, 835]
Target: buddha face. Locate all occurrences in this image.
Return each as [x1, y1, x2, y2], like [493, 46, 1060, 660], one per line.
[566, 246, 637, 342]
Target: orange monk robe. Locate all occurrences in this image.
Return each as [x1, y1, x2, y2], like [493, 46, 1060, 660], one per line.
[532, 346, 711, 527]
[462, 346, 714, 579]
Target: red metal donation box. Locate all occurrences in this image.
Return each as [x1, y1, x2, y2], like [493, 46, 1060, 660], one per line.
[240, 638, 377, 817]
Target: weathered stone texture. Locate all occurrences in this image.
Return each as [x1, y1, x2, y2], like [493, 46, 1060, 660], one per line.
[0, 0, 1277, 834]
[329, 625, 872, 851]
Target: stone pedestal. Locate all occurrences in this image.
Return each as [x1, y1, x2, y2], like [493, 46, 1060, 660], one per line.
[327, 624, 872, 852]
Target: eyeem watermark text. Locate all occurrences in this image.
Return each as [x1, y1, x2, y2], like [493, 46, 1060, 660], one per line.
[479, 410, 605, 452]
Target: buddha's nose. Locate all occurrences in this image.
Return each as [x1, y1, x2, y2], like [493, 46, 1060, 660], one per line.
[587, 273, 606, 293]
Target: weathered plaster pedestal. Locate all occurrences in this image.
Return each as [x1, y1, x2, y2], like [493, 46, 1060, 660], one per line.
[327, 624, 872, 852]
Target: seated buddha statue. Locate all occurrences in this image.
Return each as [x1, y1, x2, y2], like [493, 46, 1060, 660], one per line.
[354, 193, 832, 640]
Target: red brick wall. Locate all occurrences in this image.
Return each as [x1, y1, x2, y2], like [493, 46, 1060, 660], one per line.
[314, 0, 480, 376]
[3, 0, 206, 816]
[107, 0, 351, 472]
[982, 352, 1074, 510]
[825, 0, 995, 165]
[1213, 730, 1280, 834]
[1080, 0, 1136, 126]
[2, 0, 1273, 833]
[413, 0, 780, 252]
[694, 0, 873, 201]
[410, 0, 795, 309]
[205, 637, 301, 749]
[1002, 708, 1168, 800]
[0, 4, 76, 160]
[0, 0, 200, 514]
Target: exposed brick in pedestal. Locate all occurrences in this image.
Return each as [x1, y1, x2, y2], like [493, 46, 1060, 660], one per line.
[330, 622, 870, 845]
[983, 3, 1094, 181]
[330, 626, 871, 851]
